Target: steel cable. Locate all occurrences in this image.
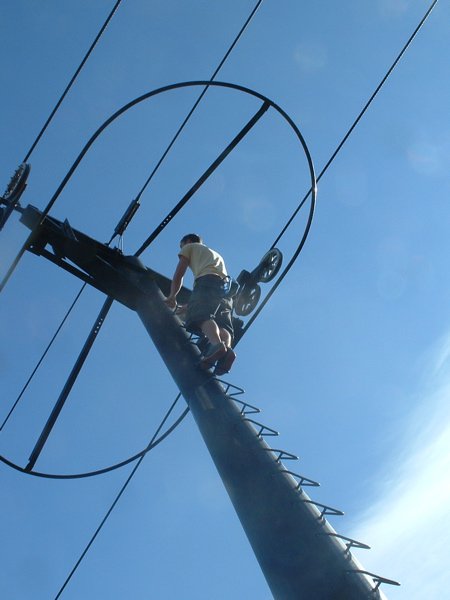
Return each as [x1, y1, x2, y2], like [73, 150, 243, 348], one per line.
[132, 0, 264, 203]
[0, 0, 123, 293]
[2, 0, 437, 465]
[47, 4, 269, 594]
[0, 0, 264, 293]
[1, 0, 439, 596]
[241, 0, 440, 338]
[1, 0, 437, 457]
[49, 1, 440, 596]
[0, 0, 266, 446]
[53, 393, 188, 599]
[0, 0, 266, 429]
[23, 0, 123, 163]
[0, 283, 87, 432]
[271, 0, 439, 250]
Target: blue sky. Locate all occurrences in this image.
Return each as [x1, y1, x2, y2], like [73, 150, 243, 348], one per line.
[1, 1, 449, 598]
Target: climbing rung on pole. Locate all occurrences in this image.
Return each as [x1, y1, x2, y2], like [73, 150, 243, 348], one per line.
[279, 469, 320, 488]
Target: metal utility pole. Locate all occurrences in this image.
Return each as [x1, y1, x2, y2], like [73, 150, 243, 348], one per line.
[16, 205, 396, 599]
[136, 281, 389, 600]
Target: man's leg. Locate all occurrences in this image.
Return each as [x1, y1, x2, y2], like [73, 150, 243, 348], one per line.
[214, 327, 236, 375]
[199, 319, 227, 367]
[200, 319, 222, 346]
[199, 322, 231, 348]
[213, 302, 236, 375]
[219, 327, 231, 348]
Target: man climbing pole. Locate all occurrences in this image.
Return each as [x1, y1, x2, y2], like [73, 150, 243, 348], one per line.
[164, 233, 236, 375]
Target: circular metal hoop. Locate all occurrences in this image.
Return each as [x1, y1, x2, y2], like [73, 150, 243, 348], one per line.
[1, 80, 316, 478]
[0, 408, 189, 480]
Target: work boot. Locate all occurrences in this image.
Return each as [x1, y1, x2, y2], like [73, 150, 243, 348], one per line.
[200, 342, 227, 369]
[214, 347, 236, 376]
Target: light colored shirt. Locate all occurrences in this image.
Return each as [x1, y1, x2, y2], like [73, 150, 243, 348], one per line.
[179, 243, 227, 280]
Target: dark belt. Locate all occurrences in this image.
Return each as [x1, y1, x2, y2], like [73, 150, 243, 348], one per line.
[195, 274, 224, 284]
[194, 274, 227, 293]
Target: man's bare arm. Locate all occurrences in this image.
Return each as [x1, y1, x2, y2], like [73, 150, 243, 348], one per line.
[164, 256, 189, 308]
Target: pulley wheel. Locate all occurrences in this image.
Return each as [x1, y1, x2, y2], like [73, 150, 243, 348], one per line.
[255, 248, 283, 283]
[234, 282, 261, 316]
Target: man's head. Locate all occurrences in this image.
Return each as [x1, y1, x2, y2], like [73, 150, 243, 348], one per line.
[180, 233, 202, 248]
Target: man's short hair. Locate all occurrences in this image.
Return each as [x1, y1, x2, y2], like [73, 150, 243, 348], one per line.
[181, 233, 202, 245]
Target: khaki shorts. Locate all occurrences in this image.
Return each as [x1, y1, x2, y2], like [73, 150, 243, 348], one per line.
[185, 276, 234, 337]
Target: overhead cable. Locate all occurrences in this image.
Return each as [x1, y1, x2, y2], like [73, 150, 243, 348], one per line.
[271, 0, 439, 249]
[0, 0, 123, 292]
[0, 0, 266, 452]
[135, 100, 270, 256]
[240, 0, 440, 338]
[0, 0, 264, 296]
[53, 394, 188, 599]
[132, 0, 265, 204]
[0, 284, 87, 432]
[23, 0, 124, 163]
[46, 4, 269, 595]
[2, 0, 439, 595]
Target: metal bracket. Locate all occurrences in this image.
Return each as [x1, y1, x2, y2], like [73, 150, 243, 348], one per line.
[19, 204, 192, 309]
[279, 469, 320, 489]
[264, 448, 299, 463]
[325, 532, 370, 555]
[231, 397, 260, 415]
[220, 381, 245, 398]
[303, 499, 344, 519]
[347, 569, 400, 592]
[243, 418, 278, 438]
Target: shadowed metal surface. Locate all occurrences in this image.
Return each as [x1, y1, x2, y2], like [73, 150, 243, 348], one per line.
[136, 281, 384, 599]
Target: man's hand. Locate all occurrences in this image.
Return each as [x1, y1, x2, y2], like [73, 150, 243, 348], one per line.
[174, 303, 187, 320]
[164, 295, 177, 310]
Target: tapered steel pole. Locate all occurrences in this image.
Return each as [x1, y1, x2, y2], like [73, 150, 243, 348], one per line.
[135, 279, 384, 600]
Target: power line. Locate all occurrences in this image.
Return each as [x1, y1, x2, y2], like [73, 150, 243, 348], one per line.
[0, 284, 86, 432]
[1, 0, 440, 596]
[0, 1, 123, 293]
[0, 0, 264, 310]
[49, 1, 441, 596]
[0, 0, 266, 439]
[131, 0, 264, 204]
[2, 0, 437, 445]
[0, 0, 266, 426]
[47, 4, 269, 595]
[2, 0, 437, 448]
[53, 394, 188, 599]
[135, 100, 270, 256]
[271, 0, 439, 250]
[240, 0, 440, 339]
[23, 0, 123, 163]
